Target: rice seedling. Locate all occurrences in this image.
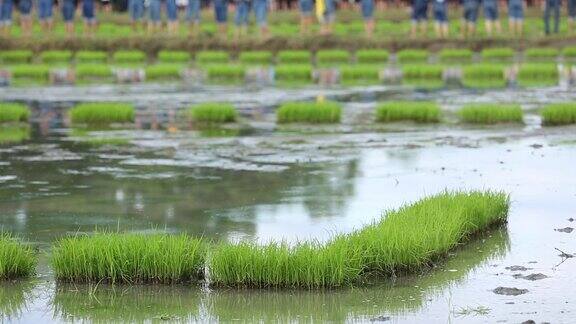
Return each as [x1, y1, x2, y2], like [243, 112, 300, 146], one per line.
[481, 48, 515, 62]
[9, 65, 50, 81]
[205, 65, 245, 81]
[112, 50, 147, 64]
[541, 103, 576, 125]
[40, 50, 73, 64]
[69, 102, 135, 125]
[51, 233, 206, 284]
[0, 103, 30, 123]
[462, 64, 506, 88]
[396, 49, 429, 64]
[562, 46, 576, 60]
[0, 126, 30, 144]
[458, 104, 523, 124]
[145, 64, 183, 80]
[355, 49, 390, 64]
[277, 50, 311, 64]
[438, 48, 473, 63]
[402, 65, 443, 85]
[524, 48, 559, 61]
[375, 101, 440, 123]
[157, 50, 191, 63]
[517, 64, 559, 87]
[274, 64, 312, 81]
[316, 50, 350, 65]
[340, 65, 381, 82]
[0, 233, 36, 280]
[75, 64, 113, 79]
[238, 51, 273, 65]
[75, 50, 108, 63]
[196, 51, 230, 64]
[276, 101, 342, 124]
[188, 103, 237, 123]
[0, 50, 33, 64]
[209, 190, 509, 288]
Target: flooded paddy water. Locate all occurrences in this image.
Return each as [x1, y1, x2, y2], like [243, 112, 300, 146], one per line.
[0, 82, 576, 323]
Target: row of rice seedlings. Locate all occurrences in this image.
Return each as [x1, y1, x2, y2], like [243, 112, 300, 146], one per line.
[112, 51, 147, 64]
[340, 65, 380, 83]
[541, 103, 576, 125]
[8, 65, 50, 80]
[356, 49, 389, 64]
[458, 104, 523, 124]
[0, 103, 30, 123]
[76, 51, 108, 63]
[274, 64, 313, 82]
[238, 51, 273, 65]
[40, 50, 73, 64]
[277, 50, 311, 64]
[144, 64, 183, 80]
[0, 50, 33, 64]
[0, 233, 36, 280]
[205, 65, 246, 81]
[188, 103, 237, 124]
[51, 233, 206, 284]
[158, 51, 191, 63]
[276, 101, 342, 124]
[196, 51, 230, 64]
[462, 64, 506, 88]
[0, 126, 30, 144]
[517, 64, 559, 87]
[482, 48, 515, 62]
[69, 102, 135, 126]
[524, 48, 559, 61]
[439, 49, 473, 63]
[209, 190, 509, 288]
[562, 46, 576, 60]
[402, 65, 443, 80]
[316, 50, 351, 65]
[375, 101, 440, 123]
[396, 49, 429, 64]
[75, 64, 113, 79]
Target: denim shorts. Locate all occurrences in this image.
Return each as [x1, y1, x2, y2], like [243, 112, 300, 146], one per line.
[0, 0, 13, 25]
[149, 0, 161, 22]
[508, 0, 523, 19]
[214, 0, 227, 23]
[234, 0, 249, 25]
[37, 0, 53, 19]
[128, 0, 144, 21]
[463, 0, 479, 23]
[166, 0, 177, 21]
[569, 0, 576, 17]
[323, 0, 336, 23]
[411, 0, 428, 22]
[361, 0, 374, 19]
[433, 0, 447, 22]
[186, 0, 200, 22]
[299, 0, 312, 16]
[18, 0, 32, 15]
[253, 0, 267, 26]
[61, 0, 75, 22]
[82, 0, 95, 21]
[483, 0, 498, 21]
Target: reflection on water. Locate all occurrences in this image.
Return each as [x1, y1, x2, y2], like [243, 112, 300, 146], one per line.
[0, 281, 35, 321]
[0, 126, 30, 145]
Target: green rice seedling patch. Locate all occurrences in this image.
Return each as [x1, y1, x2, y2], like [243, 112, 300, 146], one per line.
[355, 49, 389, 64]
[69, 102, 135, 126]
[75, 51, 108, 63]
[40, 50, 73, 64]
[438, 49, 473, 63]
[0, 50, 33, 64]
[196, 51, 230, 64]
[517, 64, 559, 87]
[51, 233, 206, 284]
[277, 51, 311, 64]
[0, 126, 30, 144]
[0, 103, 30, 123]
[276, 101, 342, 124]
[396, 49, 429, 64]
[562, 46, 576, 60]
[238, 51, 273, 65]
[274, 64, 312, 82]
[340, 65, 381, 84]
[0, 233, 36, 280]
[9, 65, 50, 82]
[524, 48, 559, 61]
[462, 64, 506, 88]
[157, 51, 191, 63]
[205, 65, 246, 82]
[458, 104, 523, 124]
[402, 65, 443, 80]
[145, 64, 183, 80]
[112, 50, 147, 64]
[316, 50, 350, 66]
[481, 48, 515, 62]
[375, 101, 440, 123]
[541, 103, 576, 125]
[188, 103, 237, 124]
[75, 64, 113, 79]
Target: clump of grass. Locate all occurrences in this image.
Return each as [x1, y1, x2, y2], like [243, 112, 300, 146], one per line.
[51, 233, 206, 284]
[188, 103, 237, 123]
[355, 49, 389, 64]
[0, 103, 30, 123]
[396, 49, 429, 64]
[75, 64, 113, 78]
[517, 64, 559, 87]
[40, 50, 73, 64]
[340, 65, 380, 81]
[196, 51, 230, 64]
[0, 50, 33, 64]
[458, 104, 523, 124]
[209, 190, 509, 288]
[76, 51, 108, 63]
[238, 51, 273, 65]
[482, 48, 515, 62]
[375, 101, 440, 123]
[113, 50, 147, 64]
[462, 64, 506, 88]
[277, 50, 311, 64]
[316, 50, 350, 65]
[274, 64, 312, 81]
[69, 102, 135, 125]
[438, 49, 473, 63]
[524, 48, 559, 61]
[0, 126, 30, 144]
[145, 64, 183, 80]
[402, 65, 443, 80]
[276, 101, 342, 124]
[541, 103, 576, 125]
[205, 65, 245, 80]
[562, 46, 576, 60]
[9, 65, 50, 80]
[0, 233, 36, 280]
[157, 50, 191, 63]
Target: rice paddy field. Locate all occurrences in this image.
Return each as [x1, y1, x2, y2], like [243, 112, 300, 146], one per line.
[1, 8, 576, 322]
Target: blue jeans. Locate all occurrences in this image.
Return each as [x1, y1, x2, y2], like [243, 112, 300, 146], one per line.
[18, 0, 32, 15]
[463, 0, 480, 23]
[166, 0, 177, 21]
[483, 0, 498, 21]
[299, 0, 312, 16]
[544, 0, 560, 34]
[61, 0, 75, 22]
[128, 0, 144, 21]
[508, 0, 523, 20]
[411, 0, 428, 22]
[253, 0, 267, 26]
[214, 0, 227, 23]
[149, 0, 161, 22]
[361, 0, 374, 19]
[323, 0, 335, 23]
[83, 0, 96, 22]
[234, 0, 249, 26]
[38, 0, 53, 20]
[433, 0, 447, 22]
[568, 0, 576, 18]
[186, 0, 200, 22]
[0, 0, 13, 25]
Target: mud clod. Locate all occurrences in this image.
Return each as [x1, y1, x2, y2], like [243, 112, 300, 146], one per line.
[555, 227, 574, 233]
[493, 287, 529, 296]
[515, 273, 548, 281]
[370, 316, 391, 322]
[505, 266, 531, 271]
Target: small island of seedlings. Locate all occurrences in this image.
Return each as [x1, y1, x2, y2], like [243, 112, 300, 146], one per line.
[69, 102, 135, 126]
[541, 103, 576, 125]
[459, 104, 523, 124]
[188, 103, 238, 124]
[0, 233, 36, 280]
[376, 101, 441, 123]
[276, 101, 342, 124]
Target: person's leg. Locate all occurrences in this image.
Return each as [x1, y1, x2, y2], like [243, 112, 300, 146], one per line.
[254, 0, 269, 38]
[214, 0, 228, 37]
[18, 0, 32, 36]
[411, 0, 424, 37]
[234, 0, 248, 39]
[321, 0, 335, 35]
[553, 0, 560, 33]
[0, 0, 12, 36]
[82, 0, 97, 35]
[361, 0, 374, 37]
[148, 0, 161, 33]
[62, 0, 75, 36]
[186, 0, 200, 36]
[483, 0, 495, 36]
[40, 0, 54, 31]
[166, 0, 178, 34]
[433, 0, 447, 38]
[298, 0, 312, 34]
[419, 0, 428, 35]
